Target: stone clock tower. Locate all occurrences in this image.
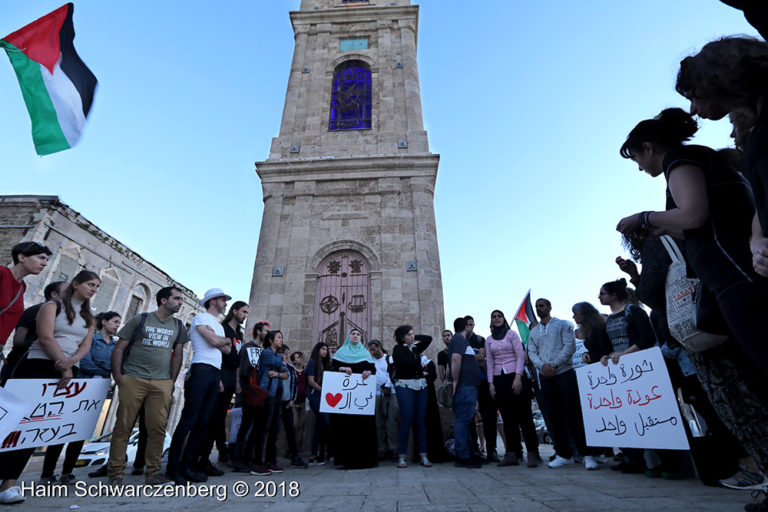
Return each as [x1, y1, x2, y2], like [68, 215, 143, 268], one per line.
[248, 0, 444, 353]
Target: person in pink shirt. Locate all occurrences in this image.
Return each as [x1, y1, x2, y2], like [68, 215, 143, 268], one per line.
[486, 310, 540, 468]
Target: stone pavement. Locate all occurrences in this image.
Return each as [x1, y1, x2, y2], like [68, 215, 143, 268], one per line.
[10, 445, 757, 512]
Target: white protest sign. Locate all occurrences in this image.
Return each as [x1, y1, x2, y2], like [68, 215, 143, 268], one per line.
[575, 347, 689, 450]
[319, 371, 375, 415]
[0, 387, 31, 445]
[0, 379, 111, 452]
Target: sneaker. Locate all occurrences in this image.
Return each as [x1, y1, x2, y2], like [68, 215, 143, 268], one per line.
[548, 455, 574, 468]
[645, 467, 662, 478]
[720, 470, 768, 491]
[131, 466, 145, 476]
[232, 461, 251, 473]
[487, 452, 500, 463]
[199, 460, 225, 477]
[454, 458, 482, 469]
[250, 465, 272, 476]
[0, 486, 25, 504]
[58, 473, 76, 485]
[165, 470, 187, 486]
[308, 456, 326, 466]
[266, 463, 284, 473]
[39, 475, 58, 485]
[498, 453, 519, 467]
[584, 456, 598, 471]
[596, 455, 608, 464]
[145, 474, 172, 485]
[88, 465, 108, 478]
[290, 458, 308, 469]
[107, 478, 124, 486]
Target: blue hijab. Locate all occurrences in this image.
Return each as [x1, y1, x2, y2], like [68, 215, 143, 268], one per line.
[333, 332, 374, 364]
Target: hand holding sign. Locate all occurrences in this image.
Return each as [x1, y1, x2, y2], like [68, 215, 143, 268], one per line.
[576, 347, 689, 450]
[319, 371, 375, 415]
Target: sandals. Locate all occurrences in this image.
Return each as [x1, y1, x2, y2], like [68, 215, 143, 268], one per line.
[397, 457, 408, 469]
[419, 456, 432, 468]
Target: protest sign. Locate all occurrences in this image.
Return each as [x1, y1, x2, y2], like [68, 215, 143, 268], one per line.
[319, 371, 375, 415]
[0, 387, 30, 445]
[0, 379, 110, 452]
[572, 338, 587, 369]
[575, 347, 689, 450]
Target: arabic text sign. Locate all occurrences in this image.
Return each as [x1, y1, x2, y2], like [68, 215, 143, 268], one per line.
[0, 379, 110, 452]
[575, 347, 689, 450]
[319, 371, 375, 415]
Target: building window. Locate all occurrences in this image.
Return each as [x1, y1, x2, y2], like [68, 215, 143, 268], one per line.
[340, 38, 368, 51]
[126, 295, 143, 319]
[329, 60, 372, 131]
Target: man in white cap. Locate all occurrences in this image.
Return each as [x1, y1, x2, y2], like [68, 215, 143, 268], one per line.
[166, 288, 232, 485]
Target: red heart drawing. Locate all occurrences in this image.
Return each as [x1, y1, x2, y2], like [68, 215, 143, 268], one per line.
[325, 393, 342, 408]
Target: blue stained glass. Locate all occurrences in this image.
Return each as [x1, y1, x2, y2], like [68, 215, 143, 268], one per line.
[329, 60, 372, 131]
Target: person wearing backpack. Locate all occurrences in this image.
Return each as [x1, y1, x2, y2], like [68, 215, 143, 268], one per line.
[107, 286, 188, 486]
[231, 321, 269, 472]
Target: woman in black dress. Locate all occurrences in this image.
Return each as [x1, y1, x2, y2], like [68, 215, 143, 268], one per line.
[329, 328, 377, 469]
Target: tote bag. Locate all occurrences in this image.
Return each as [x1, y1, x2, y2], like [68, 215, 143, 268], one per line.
[661, 235, 728, 352]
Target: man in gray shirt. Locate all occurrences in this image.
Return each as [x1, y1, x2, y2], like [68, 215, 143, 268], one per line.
[108, 286, 188, 485]
[527, 298, 597, 470]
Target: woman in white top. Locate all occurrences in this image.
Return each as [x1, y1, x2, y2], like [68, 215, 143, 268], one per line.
[5, 270, 100, 488]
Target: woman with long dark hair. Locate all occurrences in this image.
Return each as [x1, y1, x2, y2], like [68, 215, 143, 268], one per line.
[306, 341, 331, 465]
[391, 325, 432, 468]
[249, 330, 289, 476]
[571, 302, 612, 365]
[328, 328, 378, 469]
[617, 106, 768, 375]
[0, 270, 99, 493]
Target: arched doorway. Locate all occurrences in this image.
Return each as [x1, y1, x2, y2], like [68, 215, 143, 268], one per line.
[313, 251, 371, 349]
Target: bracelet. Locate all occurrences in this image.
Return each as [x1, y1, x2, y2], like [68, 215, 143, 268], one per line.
[639, 211, 654, 230]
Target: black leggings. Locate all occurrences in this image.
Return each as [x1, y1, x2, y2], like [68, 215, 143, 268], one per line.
[41, 441, 85, 477]
[494, 373, 539, 457]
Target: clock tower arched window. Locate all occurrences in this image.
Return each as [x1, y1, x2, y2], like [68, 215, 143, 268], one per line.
[329, 60, 372, 131]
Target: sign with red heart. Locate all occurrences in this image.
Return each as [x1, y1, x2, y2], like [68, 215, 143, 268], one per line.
[319, 371, 375, 415]
[325, 393, 343, 408]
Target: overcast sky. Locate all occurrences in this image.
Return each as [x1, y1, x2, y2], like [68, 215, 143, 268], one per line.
[1, 1, 758, 338]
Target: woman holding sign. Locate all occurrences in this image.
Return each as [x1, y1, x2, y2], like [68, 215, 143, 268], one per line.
[0, 270, 98, 501]
[328, 328, 378, 469]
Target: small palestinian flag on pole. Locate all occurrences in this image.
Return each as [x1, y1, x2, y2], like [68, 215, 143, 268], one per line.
[1, 3, 97, 155]
[514, 289, 536, 345]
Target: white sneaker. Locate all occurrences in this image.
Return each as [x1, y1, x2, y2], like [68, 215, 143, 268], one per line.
[548, 455, 574, 468]
[0, 486, 25, 504]
[584, 456, 599, 470]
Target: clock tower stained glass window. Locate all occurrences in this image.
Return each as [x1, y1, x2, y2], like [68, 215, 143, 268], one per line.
[329, 60, 372, 131]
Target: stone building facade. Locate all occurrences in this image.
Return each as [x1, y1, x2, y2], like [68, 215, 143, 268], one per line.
[0, 194, 201, 434]
[249, 0, 445, 356]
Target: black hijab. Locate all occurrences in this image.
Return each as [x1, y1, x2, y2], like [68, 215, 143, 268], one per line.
[489, 309, 510, 340]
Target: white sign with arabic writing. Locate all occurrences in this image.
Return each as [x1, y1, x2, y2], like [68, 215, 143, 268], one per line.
[319, 371, 376, 415]
[0, 379, 111, 452]
[575, 347, 689, 450]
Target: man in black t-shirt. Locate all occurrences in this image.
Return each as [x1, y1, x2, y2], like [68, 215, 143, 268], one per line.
[436, 329, 452, 382]
[0, 281, 65, 385]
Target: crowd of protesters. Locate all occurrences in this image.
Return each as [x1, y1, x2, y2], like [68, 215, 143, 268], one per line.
[2, 2, 768, 510]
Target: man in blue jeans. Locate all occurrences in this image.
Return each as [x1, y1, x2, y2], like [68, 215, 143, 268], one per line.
[449, 317, 482, 469]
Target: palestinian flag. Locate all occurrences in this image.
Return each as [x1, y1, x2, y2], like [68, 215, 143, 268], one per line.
[1, 3, 97, 155]
[514, 290, 536, 345]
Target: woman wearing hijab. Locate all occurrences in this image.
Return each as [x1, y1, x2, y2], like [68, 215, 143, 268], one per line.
[329, 328, 378, 469]
[486, 310, 540, 467]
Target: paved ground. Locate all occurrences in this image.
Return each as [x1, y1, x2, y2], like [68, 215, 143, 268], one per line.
[8, 444, 757, 512]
